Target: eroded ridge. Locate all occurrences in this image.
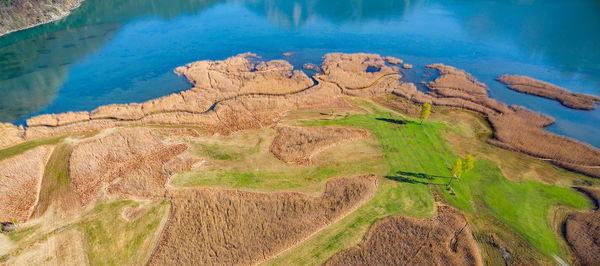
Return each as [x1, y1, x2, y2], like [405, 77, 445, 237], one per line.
[149, 175, 379, 265]
[326, 205, 483, 266]
[565, 186, 600, 265]
[0, 146, 54, 222]
[69, 127, 196, 206]
[392, 63, 600, 178]
[498, 75, 600, 110]
[270, 126, 369, 165]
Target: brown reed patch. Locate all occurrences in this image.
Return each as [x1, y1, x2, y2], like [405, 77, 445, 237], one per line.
[149, 175, 378, 265]
[69, 127, 195, 206]
[565, 186, 600, 266]
[326, 205, 482, 266]
[270, 126, 369, 165]
[0, 145, 54, 222]
[498, 75, 599, 110]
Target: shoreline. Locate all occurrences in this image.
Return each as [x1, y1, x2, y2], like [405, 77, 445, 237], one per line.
[0, 0, 84, 37]
[0, 52, 599, 179]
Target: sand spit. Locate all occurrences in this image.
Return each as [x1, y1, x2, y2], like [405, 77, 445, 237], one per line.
[270, 126, 369, 165]
[326, 205, 483, 266]
[2, 52, 599, 178]
[565, 186, 600, 265]
[392, 64, 600, 178]
[149, 175, 378, 265]
[0, 146, 54, 222]
[498, 75, 600, 110]
[69, 127, 195, 206]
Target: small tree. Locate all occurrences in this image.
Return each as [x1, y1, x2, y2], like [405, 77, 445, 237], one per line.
[419, 103, 431, 124]
[448, 158, 463, 186]
[464, 154, 474, 172]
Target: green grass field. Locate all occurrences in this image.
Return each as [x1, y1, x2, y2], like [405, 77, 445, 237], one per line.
[1, 99, 593, 265]
[268, 104, 592, 263]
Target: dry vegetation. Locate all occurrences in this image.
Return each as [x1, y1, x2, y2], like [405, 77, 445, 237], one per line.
[150, 176, 378, 265]
[0, 145, 54, 222]
[498, 75, 600, 110]
[565, 186, 600, 265]
[270, 126, 369, 165]
[69, 127, 196, 206]
[326, 205, 482, 266]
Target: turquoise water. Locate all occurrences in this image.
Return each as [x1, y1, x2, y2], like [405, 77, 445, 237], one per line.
[1, 0, 599, 147]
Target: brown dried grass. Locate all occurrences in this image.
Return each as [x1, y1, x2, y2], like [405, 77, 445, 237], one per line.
[565, 186, 600, 265]
[498, 75, 600, 110]
[0, 145, 54, 222]
[326, 205, 482, 266]
[149, 175, 378, 265]
[69, 128, 194, 206]
[270, 126, 369, 165]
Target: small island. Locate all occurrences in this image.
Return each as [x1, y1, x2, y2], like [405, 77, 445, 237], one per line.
[498, 75, 600, 110]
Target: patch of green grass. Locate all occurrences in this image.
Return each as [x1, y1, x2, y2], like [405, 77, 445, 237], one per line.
[191, 139, 261, 160]
[272, 105, 590, 263]
[77, 200, 169, 265]
[450, 160, 591, 257]
[31, 143, 72, 217]
[171, 160, 386, 192]
[0, 136, 63, 162]
[7, 225, 39, 242]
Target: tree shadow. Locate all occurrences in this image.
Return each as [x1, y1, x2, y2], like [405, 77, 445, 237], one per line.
[375, 117, 420, 125]
[375, 117, 406, 125]
[385, 170, 450, 186]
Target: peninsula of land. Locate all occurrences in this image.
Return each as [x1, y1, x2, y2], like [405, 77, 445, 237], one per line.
[1, 53, 599, 265]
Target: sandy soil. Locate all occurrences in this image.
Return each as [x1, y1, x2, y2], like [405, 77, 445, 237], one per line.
[0, 145, 54, 222]
[270, 126, 369, 165]
[149, 175, 378, 265]
[498, 75, 600, 110]
[326, 205, 483, 266]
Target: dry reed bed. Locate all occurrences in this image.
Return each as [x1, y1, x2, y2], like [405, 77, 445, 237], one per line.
[270, 126, 369, 165]
[565, 186, 600, 266]
[70, 127, 196, 206]
[0, 145, 54, 222]
[497, 75, 599, 110]
[326, 205, 482, 266]
[392, 63, 600, 178]
[149, 175, 379, 265]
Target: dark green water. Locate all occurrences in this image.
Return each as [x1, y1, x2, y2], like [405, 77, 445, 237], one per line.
[1, 0, 599, 147]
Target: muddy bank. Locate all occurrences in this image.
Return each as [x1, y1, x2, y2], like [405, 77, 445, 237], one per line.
[498, 75, 599, 110]
[149, 175, 378, 265]
[326, 205, 482, 266]
[0, 0, 84, 36]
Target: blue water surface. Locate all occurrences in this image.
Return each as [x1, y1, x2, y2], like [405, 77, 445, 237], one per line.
[0, 0, 599, 147]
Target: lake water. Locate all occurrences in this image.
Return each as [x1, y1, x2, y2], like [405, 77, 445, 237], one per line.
[1, 0, 599, 147]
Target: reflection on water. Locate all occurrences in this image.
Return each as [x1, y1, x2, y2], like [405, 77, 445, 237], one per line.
[0, 0, 599, 146]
